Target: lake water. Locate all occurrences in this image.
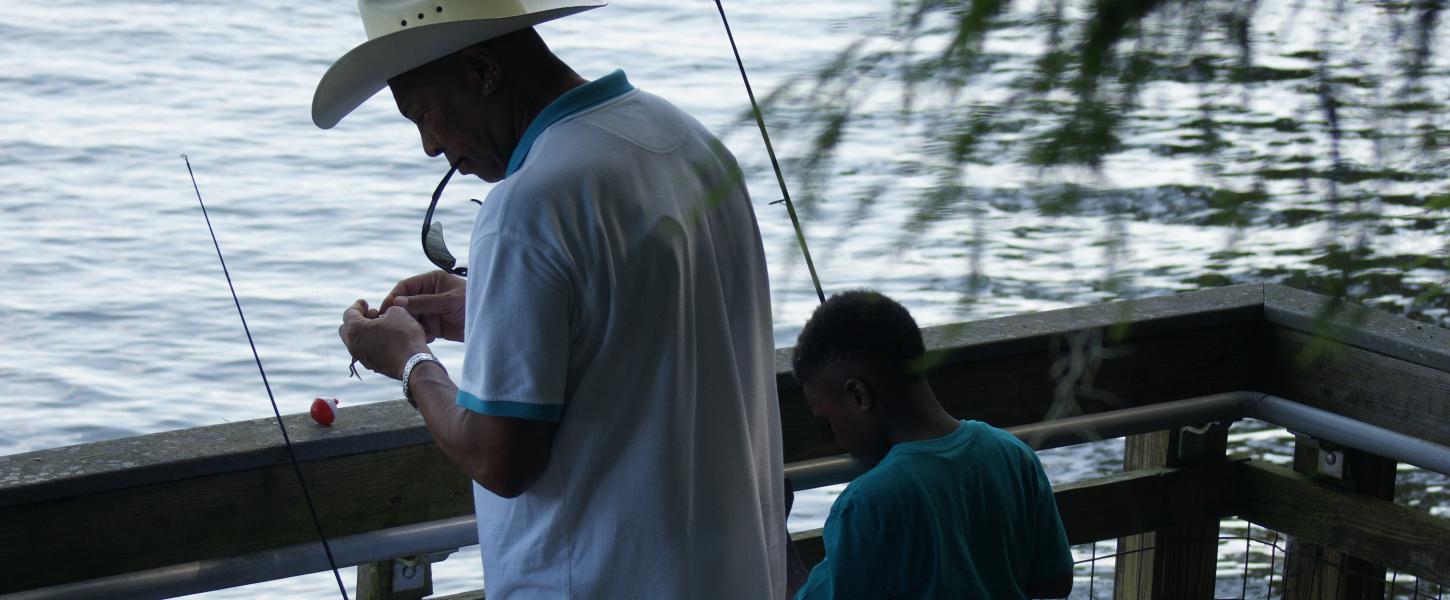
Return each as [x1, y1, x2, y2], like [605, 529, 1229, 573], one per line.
[2, 0, 1446, 597]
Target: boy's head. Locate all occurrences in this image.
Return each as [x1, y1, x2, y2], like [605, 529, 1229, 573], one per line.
[792, 290, 928, 464]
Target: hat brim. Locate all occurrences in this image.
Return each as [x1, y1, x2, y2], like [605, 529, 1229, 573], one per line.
[312, 3, 603, 129]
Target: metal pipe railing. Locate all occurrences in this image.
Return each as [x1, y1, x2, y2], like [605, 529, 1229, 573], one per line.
[1250, 394, 1450, 476]
[786, 391, 1252, 490]
[2, 516, 479, 600]
[12, 392, 1450, 600]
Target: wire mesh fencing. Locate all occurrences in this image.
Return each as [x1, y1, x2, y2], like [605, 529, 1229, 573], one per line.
[1066, 521, 1446, 599]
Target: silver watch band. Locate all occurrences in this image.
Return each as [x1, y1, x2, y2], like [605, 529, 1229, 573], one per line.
[401, 352, 443, 408]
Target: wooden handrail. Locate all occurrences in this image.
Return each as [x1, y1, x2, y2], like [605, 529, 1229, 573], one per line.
[3, 284, 1449, 595]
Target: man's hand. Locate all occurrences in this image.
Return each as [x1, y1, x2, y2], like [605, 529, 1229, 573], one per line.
[339, 299, 430, 380]
[381, 270, 467, 343]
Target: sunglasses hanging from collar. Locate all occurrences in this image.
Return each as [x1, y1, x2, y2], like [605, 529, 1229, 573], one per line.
[421, 163, 476, 277]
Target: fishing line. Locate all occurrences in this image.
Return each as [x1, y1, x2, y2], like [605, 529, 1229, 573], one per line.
[184, 155, 350, 600]
[320, 296, 356, 391]
[712, 0, 827, 304]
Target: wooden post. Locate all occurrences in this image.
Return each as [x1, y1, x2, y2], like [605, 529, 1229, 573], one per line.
[1113, 422, 1227, 600]
[1281, 436, 1397, 600]
[357, 551, 456, 600]
[357, 558, 431, 600]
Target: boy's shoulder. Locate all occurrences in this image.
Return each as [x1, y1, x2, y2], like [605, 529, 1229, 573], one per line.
[963, 419, 1045, 466]
[832, 459, 899, 510]
[839, 421, 1042, 504]
[964, 419, 1025, 447]
[884, 419, 1028, 463]
[834, 421, 979, 504]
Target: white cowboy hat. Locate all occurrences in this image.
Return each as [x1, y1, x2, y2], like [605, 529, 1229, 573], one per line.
[312, 0, 606, 129]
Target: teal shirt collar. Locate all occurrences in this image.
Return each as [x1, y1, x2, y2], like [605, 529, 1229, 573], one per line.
[885, 420, 973, 458]
[505, 70, 635, 177]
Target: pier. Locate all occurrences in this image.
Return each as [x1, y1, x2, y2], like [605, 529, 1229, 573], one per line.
[3, 283, 1448, 598]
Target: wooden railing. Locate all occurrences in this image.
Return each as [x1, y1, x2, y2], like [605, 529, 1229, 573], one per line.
[3, 284, 1448, 598]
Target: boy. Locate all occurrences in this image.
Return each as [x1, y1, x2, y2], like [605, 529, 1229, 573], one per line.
[787, 290, 1073, 599]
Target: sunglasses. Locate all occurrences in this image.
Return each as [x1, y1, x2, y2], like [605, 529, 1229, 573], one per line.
[421, 164, 477, 277]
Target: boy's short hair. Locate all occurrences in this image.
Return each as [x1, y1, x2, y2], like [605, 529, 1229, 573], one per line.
[792, 290, 927, 387]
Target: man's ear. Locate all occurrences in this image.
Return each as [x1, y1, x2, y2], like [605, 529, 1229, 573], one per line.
[458, 45, 502, 95]
[843, 378, 873, 412]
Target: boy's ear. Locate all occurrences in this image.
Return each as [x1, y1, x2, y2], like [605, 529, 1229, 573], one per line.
[843, 378, 873, 412]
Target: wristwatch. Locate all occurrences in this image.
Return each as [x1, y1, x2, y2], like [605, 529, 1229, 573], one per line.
[401, 352, 444, 408]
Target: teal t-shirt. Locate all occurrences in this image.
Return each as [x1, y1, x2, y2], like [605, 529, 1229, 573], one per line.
[796, 420, 1072, 600]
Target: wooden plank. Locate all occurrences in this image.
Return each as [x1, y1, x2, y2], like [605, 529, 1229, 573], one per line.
[1116, 431, 1174, 600]
[916, 283, 1263, 367]
[773, 283, 1266, 392]
[1114, 424, 1228, 600]
[1057, 463, 1238, 546]
[1264, 327, 1450, 447]
[357, 559, 434, 600]
[1236, 460, 1450, 588]
[0, 444, 473, 593]
[0, 401, 432, 509]
[781, 322, 1261, 461]
[788, 462, 1240, 570]
[1265, 283, 1450, 375]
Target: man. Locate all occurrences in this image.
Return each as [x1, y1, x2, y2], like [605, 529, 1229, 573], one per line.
[321, 1, 785, 598]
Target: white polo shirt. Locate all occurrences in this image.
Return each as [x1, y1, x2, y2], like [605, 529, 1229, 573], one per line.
[456, 70, 785, 599]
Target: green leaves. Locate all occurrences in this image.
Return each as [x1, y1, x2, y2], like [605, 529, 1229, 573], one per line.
[752, 0, 1448, 323]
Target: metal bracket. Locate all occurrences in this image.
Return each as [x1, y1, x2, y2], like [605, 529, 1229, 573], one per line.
[1317, 446, 1345, 479]
[1295, 435, 1347, 479]
[390, 550, 457, 593]
[1176, 421, 1223, 461]
[390, 556, 425, 593]
[358, 548, 460, 599]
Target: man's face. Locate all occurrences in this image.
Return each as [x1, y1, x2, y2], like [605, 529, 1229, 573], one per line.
[388, 54, 510, 182]
[803, 380, 889, 464]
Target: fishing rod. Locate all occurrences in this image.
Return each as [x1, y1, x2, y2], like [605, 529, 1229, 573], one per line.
[184, 155, 351, 600]
[712, 0, 827, 304]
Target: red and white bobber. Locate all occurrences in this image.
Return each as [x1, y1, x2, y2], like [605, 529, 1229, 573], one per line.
[311, 397, 341, 426]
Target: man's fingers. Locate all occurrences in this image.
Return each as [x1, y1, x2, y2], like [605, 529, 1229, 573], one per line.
[381, 281, 412, 312]
[393, 293, 455, 315]
[339, 299, 378, 353]
[342, 299, 368, 324]
[381, 271, 441, 311]
[338, 301, 431, 381]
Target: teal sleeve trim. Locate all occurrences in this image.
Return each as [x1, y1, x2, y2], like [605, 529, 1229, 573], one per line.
[456, 390, 563, 421]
